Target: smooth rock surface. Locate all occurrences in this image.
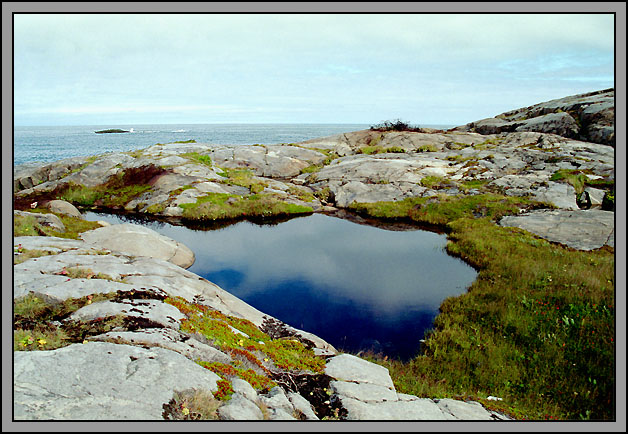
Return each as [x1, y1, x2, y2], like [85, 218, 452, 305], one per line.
[499, 209, 615, 250]
[14, 342, 221, 420]
[79, 223, 195, 269]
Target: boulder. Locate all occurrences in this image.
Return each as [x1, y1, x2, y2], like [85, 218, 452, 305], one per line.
[14, 210, 66, 233]
[499, 209, 615, 250]
[14, 342, 221, 420]
[45, 199, 83, 219]
[79, 223, 195, 269]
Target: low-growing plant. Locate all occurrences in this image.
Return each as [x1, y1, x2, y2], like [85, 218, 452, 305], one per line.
[179, 193, 313, 222]
[181, 151, 212, 167]
[216, 167, 268, 193]
[370, 119, 422, 132]
[162, 388, 221, 420]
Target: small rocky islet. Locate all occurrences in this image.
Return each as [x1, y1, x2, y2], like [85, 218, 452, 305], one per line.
[12, 88, 615, 421]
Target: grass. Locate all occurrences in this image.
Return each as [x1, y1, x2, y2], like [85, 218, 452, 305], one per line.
[14, 209, 102, 239]
[357, 145, 406, 155]
[181, 151, 212, 167]
[216, 167, 268, 194]
[348, 194, 614, 420]
[179, 193, 313, 221]
[162, 388, 221, 420]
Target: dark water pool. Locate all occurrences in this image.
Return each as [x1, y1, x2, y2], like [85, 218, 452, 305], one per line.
[84, 212, 477, 361]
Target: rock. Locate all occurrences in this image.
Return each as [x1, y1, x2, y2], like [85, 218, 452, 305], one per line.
[258, 386, 294, 413]
[67, 299, 186, 330]
[325, 354, 395, 390]
[288, 392, 319, 420]
[14, 210, 66, 233]
[14, 342, 221, 420]
[79, 223, 195, 269]
[531, 182, 579, 210]
[45, 199, 83, 219]
[499, 209, 615, 250]
[231, 378, 258, 402]
[435, 398, 496, 420]
[217, 393, 264, 420]
[330, 380, 398, 403]
[337, 396, 448, 420]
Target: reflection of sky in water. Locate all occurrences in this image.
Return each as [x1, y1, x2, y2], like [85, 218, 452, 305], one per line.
[85, 212, 477, 360]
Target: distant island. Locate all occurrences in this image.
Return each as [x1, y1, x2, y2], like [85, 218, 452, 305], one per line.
[94, 128, 130, 134]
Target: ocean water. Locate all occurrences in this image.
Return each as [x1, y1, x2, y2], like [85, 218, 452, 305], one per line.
[12, 123, 454, 167]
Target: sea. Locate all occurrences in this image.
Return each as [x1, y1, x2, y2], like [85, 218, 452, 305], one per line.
[12, 123, 455, 167]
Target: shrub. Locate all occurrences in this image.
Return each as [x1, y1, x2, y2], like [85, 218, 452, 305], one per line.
[370, 119, 422, 132]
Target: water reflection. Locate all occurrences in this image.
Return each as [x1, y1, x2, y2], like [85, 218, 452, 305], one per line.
[85, 212, 477, 360]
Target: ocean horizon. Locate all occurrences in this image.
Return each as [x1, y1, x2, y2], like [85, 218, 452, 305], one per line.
[13, 123, 456, 167]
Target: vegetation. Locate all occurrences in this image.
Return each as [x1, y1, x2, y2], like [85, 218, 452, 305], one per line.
[217, 167, 268, 194]
[357, 145, 406, 155]
[14, 209, 102, 239]
[349, 194, 614, 420]
[162, 388, 221, 420]
[370, 119, 422, 132]
[181, 151, 212, 167]
[179, 193, 313, 222]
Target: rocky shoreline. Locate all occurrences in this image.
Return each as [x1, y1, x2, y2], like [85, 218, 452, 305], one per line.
[12, 88, 615, 421]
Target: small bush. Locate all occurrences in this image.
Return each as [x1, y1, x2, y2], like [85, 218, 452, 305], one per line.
[370, 119, 422, 132]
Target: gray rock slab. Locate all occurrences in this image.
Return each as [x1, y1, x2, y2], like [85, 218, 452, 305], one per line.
[288, 392, 319, 420]
[14, 342, 221, 420]
[499, 209, 615, 250]
[80, 223, 195, 269]
[325, 354, 394, 389]
[14, 270, 135, 302]
[258, 386, 294, 413]
[435, 398, 495, 420]
[67, 299, 185, 329]
[90, 328, 233, 365]
[330, 380, 398, 403]
[231, 378, 258, 402]
[337, 395, 447, 420]
[217, 393, 263, 420]
[531, 182, 579, 210]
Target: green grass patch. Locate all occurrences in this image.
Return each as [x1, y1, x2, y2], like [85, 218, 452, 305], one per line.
[216, 167, 268, 194]
[287, 186, 316, 202]
[357, 145, 406, 155]
[181, 151, 212, 167]
[420, 176, 445, 189]
[179, 193, 313, 221]
[349, 193, 552, 228]
[13, 209, 102, 239]
[418, 144, 438, 152]
[173, 139, 197, 144]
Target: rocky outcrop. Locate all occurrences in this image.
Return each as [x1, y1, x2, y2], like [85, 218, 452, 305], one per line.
[79, 223, 196, 269]
[499, 209, 615, 251]
[453, 88, 615, 146]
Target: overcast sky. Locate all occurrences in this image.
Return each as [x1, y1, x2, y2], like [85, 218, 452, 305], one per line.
[13, 13, 615, 126]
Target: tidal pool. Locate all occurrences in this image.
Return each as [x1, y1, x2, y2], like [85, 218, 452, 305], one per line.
[84, 212, 477, 361]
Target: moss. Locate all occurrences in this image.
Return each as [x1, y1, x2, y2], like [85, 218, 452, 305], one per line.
[13, 247, 57, 265]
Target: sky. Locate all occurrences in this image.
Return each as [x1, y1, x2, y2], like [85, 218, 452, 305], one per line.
[12, 12, 616, 126]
